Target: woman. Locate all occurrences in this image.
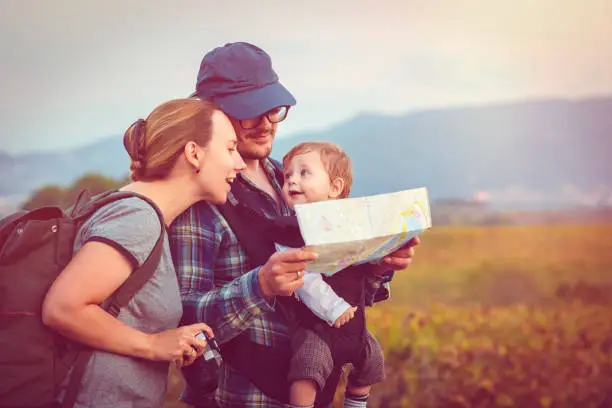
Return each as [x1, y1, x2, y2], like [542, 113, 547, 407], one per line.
[42, 98, 246, 407]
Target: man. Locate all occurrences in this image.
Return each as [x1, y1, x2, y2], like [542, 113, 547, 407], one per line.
[169, 42, 419, 408]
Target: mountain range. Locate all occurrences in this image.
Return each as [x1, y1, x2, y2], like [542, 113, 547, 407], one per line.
[1, 97, 611, 211]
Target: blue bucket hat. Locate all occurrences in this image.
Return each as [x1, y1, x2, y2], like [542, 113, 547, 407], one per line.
[192, 42, 296, 120]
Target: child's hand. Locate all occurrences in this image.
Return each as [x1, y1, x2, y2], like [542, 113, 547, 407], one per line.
[333, 306, 357, 328]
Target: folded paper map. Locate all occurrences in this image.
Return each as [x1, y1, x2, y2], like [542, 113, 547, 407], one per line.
[292, 187, 432, 276]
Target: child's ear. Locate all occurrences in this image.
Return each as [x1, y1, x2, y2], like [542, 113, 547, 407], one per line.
[328, 177, 345, 199]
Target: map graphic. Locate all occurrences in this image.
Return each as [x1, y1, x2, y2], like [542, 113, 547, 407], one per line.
[292, 187, 432, 276]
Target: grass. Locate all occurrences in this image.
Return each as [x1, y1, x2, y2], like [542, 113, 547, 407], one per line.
[166, 224, 612, 407]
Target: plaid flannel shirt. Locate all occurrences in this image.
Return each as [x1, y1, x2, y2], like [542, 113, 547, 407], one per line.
[169, 158, 393, 407]
[169, 158, 294, 408]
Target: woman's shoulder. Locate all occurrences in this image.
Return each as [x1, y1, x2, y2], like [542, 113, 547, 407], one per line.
[76, 196, 164, 267]
[84, 196, 161, 234]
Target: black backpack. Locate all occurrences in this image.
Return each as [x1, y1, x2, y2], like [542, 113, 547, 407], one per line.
[0, 189, 165, 408]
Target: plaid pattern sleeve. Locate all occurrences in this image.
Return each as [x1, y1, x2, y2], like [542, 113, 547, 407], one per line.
[168, 158, 305, 408]
[169, 200, 274, 343]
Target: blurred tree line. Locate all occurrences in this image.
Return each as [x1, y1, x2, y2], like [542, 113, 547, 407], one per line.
[21, 173, 130, 210]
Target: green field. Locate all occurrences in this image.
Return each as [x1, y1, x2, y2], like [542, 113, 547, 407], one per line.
[166, 225, 612, 407]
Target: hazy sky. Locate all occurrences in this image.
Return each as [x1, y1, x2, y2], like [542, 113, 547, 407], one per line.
[1, 0, 611, 154]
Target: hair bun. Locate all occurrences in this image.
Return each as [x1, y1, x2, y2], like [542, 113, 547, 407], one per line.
[131, 160, 145, 170]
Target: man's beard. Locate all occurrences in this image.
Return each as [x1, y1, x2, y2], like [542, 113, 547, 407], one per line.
[238, 144, 272, 160]
[238, 133, 274, 160]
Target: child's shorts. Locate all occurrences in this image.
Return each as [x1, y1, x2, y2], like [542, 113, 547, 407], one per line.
[288, 326, 386, 391]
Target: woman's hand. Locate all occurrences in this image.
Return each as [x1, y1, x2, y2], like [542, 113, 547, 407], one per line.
[148, 323, 214, 367]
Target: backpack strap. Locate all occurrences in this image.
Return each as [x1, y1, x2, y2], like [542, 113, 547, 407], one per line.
[87, 190, 167, 315]
[69, 189, 166, 315]
[68, 189, 92, 218]
[268, 158, 285, 186]
[215, 199, 297, 404]
[216, 157, 287, 265]
[217, 180, 302, 325]
[217, 199, 274, 268]
[62, 189, 166, 408]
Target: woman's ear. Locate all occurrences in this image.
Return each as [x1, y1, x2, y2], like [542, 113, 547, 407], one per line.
[328, 177, 345, 199]
[184, 141, 202, 169]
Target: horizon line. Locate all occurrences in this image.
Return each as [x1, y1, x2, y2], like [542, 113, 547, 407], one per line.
[3, 93, 611, 157]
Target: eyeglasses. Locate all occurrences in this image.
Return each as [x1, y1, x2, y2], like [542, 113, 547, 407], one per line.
[238, 106, 290, 129]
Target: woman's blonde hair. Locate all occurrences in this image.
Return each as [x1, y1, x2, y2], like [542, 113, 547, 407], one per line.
[123, 98, 218, 181]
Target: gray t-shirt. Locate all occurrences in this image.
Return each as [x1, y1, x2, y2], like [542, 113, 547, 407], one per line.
[70, 197, 182, 408]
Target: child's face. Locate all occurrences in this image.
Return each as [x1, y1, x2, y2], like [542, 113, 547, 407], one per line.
[283, 151, 340, 207]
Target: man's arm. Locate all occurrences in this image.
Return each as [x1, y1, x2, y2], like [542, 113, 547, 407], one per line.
[169, 204, 274, 344]
[295, 272, 352, 326]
